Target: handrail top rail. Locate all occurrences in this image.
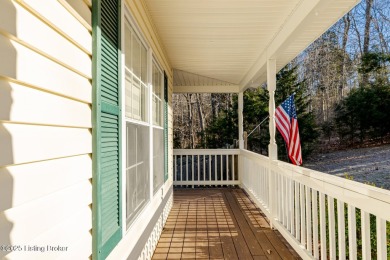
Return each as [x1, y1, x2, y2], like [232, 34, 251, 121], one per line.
[240, 148, 390, 211]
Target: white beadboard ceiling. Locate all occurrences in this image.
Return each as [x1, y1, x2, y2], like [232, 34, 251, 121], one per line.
[144, 0, 360, 92]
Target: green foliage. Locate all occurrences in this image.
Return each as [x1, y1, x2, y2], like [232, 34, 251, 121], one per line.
[207, 64, 319, 161]
[359, 51, 390, 84]
[243, 87, 270, 154]
[203, 64, 320, 160]
[334, 83, 390, 144]
[274, 65, 319, 161]
[205, 96, 238, 148]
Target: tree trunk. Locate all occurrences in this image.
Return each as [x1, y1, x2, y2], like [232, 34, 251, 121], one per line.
[196, 94, 206, 145]
[185, 94, 195, 149]
[340, 13, 350, 100]
[211, 93, 219, 119]
[362, 0, 374, 85]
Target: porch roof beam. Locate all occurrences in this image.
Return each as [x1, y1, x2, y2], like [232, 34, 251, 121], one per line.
[173, 84, 240, 93]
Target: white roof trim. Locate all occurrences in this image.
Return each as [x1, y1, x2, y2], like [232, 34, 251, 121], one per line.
[240, 0, 361, 92]
[173, 69, 240, 93]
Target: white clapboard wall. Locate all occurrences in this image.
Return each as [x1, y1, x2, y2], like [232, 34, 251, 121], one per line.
[0, 0, 92, 258]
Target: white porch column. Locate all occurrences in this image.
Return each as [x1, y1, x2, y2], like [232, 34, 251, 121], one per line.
[267, 59, 278, 228]
[238, 91, 244, 149]
[267, 59, 278, 160]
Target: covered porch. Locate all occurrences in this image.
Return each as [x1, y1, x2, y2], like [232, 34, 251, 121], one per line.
[135, 0, 390, 259]
[154, 149, 390, 259]
[153, 188, 299, 259]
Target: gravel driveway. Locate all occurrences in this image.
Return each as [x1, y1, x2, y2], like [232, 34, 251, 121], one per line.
[305, 144, 390, 190]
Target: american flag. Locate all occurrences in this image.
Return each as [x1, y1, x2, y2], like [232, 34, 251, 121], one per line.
[275, 94, 302, 165]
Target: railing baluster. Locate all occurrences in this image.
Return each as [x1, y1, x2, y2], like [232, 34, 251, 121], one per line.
[300, 183, 306, 246]
[286, 177, 291, 231]
[328, 196, 336, 259]
[226, 154, 229, 182]
[337, 199, 346, 260]
[180, 155, 182, 181]
[186, 155, 188, 182]
[209, 154, 211, 182]
[295, 181, 300, 241]
[278, 174, 282, 221]
[232, 155, 235, 181]
[312, 190, 319, 259]
[198, 155, 200, 183]
[192, 155, 194, 187]
[284, 176, 288, 227]
[203, 154, 206, 181]
[376, 217, 386, 260]
[220, 154, 223, 185]
[306, 187, 312, 254]
[214, 155, 218, 184]
[361, 210, 371, 260]
[319, 192, 327, 260]
[290, 179, 294, 235]
[348, 204, 357, 260]
[173, 155, 176, 182]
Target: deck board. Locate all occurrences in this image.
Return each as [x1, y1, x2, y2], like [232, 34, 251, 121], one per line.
[152, 188, 300, 260]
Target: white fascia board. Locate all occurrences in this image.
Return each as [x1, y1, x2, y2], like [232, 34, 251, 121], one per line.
[240, 0, 321, 90]
[173, 84, 240, 93]
[239, 0, 360, 92]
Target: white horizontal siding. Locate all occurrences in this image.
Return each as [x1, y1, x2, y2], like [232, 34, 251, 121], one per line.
[0, 1, 91, 77]
[0, 155, 92, 211]
[62, 0, 92, 29]
[22, 0, 92, 54]
[0, 123, 92, 166]
[0, 34, 91, 103]
[0, 0, 92, 259]
[0, 81, 91, 127]
[0, 181, 91, 256]
[4, 206, 92, 260]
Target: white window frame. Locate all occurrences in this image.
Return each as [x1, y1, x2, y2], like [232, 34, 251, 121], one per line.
[124, 21, 149, 122]
[121, 5, 167, 234]
[152, 60, 164, 127]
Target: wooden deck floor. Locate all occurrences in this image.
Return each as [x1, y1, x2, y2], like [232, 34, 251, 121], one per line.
[152, 188, 300, 260]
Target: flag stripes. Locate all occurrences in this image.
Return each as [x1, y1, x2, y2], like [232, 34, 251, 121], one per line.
[275, 94, 302, 165]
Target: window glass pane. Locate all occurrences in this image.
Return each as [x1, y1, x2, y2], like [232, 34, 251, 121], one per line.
[132, 78, 141, 120]
[125, 24, 132, 69]
[152, 62, 163, 126]
[124, 21, 148, 122]
[132, 35, 141, 78]
[141, 45, 147, 83]
[125, 74, 132, 119]
[126, 123, 150, 227]
[153, 128, 164, 192]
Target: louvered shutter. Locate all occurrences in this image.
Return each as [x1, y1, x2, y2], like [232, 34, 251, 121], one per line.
[163, 72, 168, 181]
[92, 0, 122, 259]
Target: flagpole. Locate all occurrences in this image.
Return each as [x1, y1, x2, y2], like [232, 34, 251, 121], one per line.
[284, 142, 290, 163]
[247, 116, 269, 138]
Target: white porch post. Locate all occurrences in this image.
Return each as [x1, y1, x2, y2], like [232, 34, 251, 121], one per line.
[238, 91, 244, 149]
[267, 59, 277, 160]
[267, 59, 278, 228]
[238, 91, 244, 187]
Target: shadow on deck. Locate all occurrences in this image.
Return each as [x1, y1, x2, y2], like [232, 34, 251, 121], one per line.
[152, 188, 301, 259]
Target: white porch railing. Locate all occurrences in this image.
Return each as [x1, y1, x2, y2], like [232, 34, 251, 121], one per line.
[173, 149, 240, 186]
[173, 148, 390, 259]
[240, 149, 390, 260]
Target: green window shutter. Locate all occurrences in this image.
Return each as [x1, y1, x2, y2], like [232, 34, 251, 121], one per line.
[163, 72, 168, 181]
[92, 0, 122, 259]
